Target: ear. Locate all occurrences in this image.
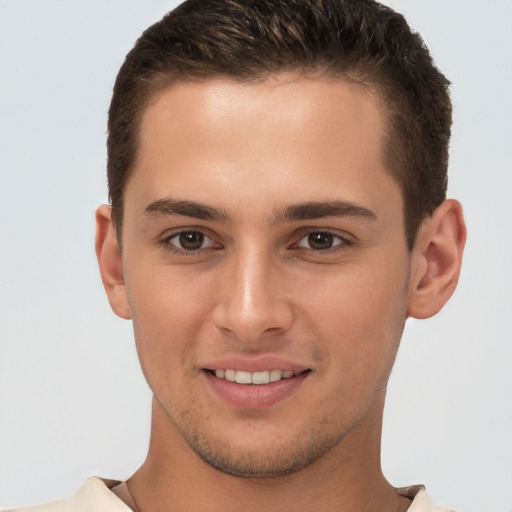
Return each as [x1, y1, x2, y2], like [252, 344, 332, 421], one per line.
[95, 205, 132, 320]
[407, 199, 466, 319]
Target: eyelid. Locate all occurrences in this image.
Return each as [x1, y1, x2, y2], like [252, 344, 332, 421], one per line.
[291, 228, 354, 252]
[160, 227, 222, 253]
[169, 231, 217, 249]
[157, 226, 354, 255]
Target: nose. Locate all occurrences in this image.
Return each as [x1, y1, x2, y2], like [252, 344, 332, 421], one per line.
[212, 247, 293, 344]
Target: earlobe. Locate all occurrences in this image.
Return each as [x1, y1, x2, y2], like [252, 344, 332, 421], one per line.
[95, 205, 132, 320]
[407, 199, 466, 319]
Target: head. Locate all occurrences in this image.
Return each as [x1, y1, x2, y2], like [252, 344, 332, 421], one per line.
[107, 0, 452, 250]
[97, 0, 465, 482]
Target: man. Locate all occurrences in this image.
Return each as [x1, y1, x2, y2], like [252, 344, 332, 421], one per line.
[7, 0, 465, 510]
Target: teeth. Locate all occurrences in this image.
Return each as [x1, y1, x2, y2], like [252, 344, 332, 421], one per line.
[212, 369, 298, 385]
[235, 370, 252, 384]
[252, 371, 270, 385]
[269, 369, 282, 382]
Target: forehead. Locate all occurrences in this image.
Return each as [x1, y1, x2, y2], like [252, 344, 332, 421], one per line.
[139, 73, 386, 161]
[128, 74, 401, 223]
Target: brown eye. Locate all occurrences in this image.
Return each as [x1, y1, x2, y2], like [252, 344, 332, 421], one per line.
[167, 231, 217, 251]
[307, 232, 334, 250]
[296, 231, 347, 251]
[179, 231, 205, 250]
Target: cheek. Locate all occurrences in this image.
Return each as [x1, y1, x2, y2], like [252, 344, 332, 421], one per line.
[126, 260, 216, 325]
[301, 258, 409, 382]
[125, 266, 216, 382]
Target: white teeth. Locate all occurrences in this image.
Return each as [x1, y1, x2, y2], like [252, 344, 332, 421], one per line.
[269, 369, 282, 382]
[235, 370, 252, 384]
[252, 371, 270, 385]
[212, 368, 298, 385]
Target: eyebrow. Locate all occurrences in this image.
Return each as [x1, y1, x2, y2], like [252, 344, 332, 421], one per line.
[143, 198, 377, 224]
[144, 198, 231, 223]
[270, 201, 377, 224]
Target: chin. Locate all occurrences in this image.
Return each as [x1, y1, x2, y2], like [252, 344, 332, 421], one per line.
[174, 414, 345, 479]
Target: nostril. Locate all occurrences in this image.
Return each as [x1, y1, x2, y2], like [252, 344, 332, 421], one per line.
[263, 326, 283, 335]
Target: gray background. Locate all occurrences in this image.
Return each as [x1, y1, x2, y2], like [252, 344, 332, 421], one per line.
[1, 1, 511, 511]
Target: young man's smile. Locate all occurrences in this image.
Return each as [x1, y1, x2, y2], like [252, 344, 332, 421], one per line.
[202, 361, 311, 409]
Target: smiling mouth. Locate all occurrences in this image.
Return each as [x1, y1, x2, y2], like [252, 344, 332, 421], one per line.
[205, 368, 311, 385]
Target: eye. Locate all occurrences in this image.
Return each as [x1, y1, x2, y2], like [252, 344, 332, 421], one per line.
[296, 231, 348, 251]
[166, 231, 218, 251]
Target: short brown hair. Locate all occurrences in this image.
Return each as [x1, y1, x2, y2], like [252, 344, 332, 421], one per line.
[107, 0, 452, 249]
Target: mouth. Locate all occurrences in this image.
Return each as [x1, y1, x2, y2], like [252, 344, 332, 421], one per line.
[202, 366, 311, 409]
[205, 368, 310, 385]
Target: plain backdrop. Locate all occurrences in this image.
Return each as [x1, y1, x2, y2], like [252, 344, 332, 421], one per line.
[0, 1, 511, 511]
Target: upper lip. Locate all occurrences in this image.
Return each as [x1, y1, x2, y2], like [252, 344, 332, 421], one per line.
[201, 356, 310, 373]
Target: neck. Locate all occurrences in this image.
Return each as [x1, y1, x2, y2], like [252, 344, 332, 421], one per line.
[127, 392, 409, 512]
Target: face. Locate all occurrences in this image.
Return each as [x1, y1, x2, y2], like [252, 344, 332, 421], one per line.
[119, 74, 412, 477]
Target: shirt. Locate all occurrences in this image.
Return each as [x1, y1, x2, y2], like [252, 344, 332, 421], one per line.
[3, 476, 458, 512]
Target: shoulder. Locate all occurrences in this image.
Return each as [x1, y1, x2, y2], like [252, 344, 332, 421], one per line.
[2, 477, 132, 512]
[398, 485, 460, 512]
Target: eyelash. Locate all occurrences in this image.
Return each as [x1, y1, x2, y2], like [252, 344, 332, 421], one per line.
[161, 230, 221, 256]
[293, 230, 353, 254]
[160, 229, 353, 255]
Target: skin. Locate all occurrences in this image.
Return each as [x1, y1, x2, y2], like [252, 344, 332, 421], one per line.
[96, 74, 466, 512]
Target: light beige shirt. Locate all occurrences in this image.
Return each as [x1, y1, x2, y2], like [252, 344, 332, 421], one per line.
[3, 477, 458, 512]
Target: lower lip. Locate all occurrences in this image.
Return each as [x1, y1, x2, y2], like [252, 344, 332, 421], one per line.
[203, 371, 309, 409]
